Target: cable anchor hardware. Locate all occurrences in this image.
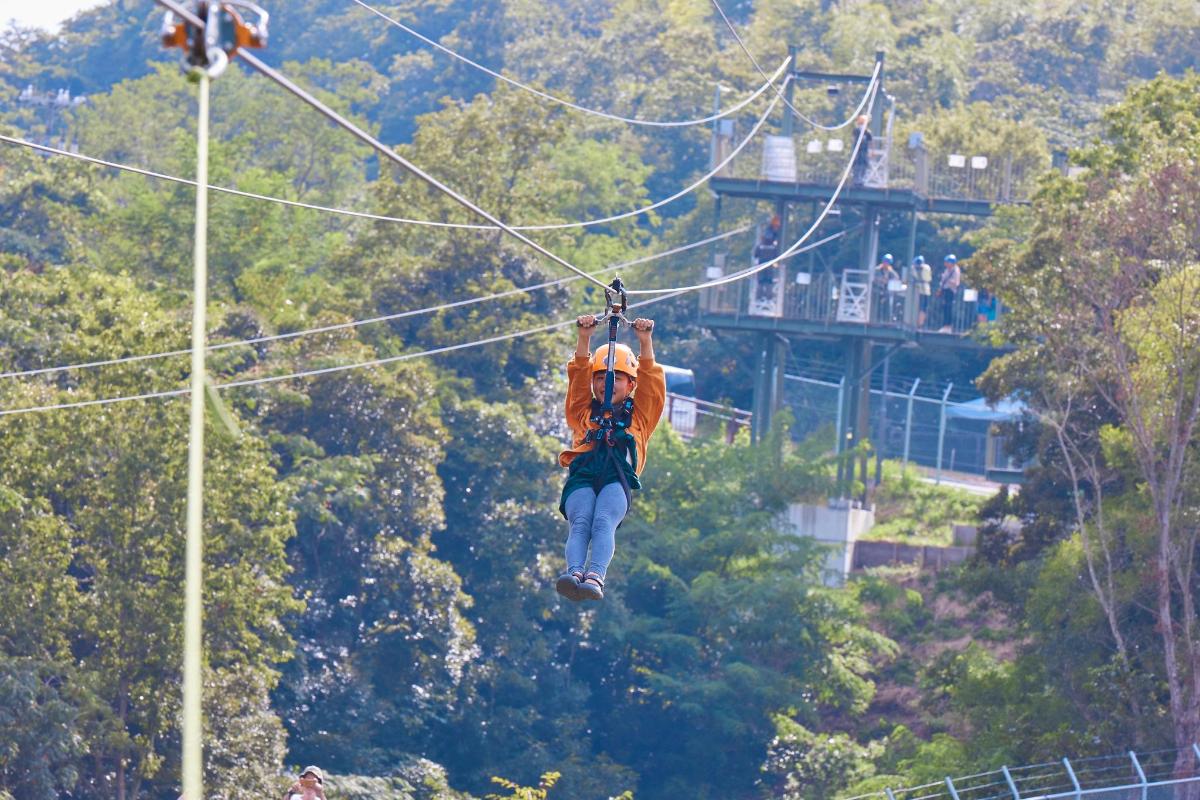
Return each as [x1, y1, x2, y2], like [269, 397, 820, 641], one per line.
[161, 0, 269, 78]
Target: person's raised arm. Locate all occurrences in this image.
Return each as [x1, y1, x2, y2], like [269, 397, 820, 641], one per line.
[565, 315, 598, 434]
[575, 314, 596, 359]
[632, 318, 654, 361]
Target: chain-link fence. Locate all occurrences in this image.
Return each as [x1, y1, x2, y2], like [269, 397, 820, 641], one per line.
[782, 368, 1023, 480]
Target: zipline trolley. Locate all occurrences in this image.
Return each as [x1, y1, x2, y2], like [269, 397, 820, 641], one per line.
[161, 0, 269, 77]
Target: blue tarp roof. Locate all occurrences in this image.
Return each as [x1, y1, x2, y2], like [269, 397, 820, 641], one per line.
[945, 396, 1028, 422]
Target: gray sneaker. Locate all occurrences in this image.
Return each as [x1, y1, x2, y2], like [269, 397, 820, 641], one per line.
[555, 571, 585, 602]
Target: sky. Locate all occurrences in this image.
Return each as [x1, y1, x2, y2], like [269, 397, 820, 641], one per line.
[1, 0, 107, 32]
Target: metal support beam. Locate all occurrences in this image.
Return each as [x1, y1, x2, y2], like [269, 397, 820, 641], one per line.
[934, 382, 953, 483]
[945, 777, 962, 800]
[793, 69, 874, 84]
[751, 338, 770, 443]
[873, 348, 890, 486]
[183, 68, 210, 800]
[837, 340, 864, 488]
[709, 84, 722, 170]
[902, 377, 920, 467]
[1130, 751, 1147, 800]
[834, 375, 846, 454]
[870, 50, 885, 137]
[1064, 757, 1081, 800]
[749, 334, 789, 441]
[856, 356, 871, 502]
[1002, 765, 1021, 800]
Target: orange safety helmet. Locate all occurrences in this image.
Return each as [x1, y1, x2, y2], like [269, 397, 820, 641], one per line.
[590, 343, 638, 379]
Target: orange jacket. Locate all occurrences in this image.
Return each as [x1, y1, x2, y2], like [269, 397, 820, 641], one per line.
[558, 352, 666, 475]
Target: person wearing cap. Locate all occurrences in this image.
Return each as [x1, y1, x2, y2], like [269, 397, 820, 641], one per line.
[851, 114, 873, 186]
[555, 314, 665, 603]
[938, 254, 962, 331]
[284, 766, 326, 800]
[910, 255, 932, 328]
[872, 254, 900, 322]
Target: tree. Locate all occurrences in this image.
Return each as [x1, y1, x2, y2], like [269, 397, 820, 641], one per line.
[584, 423, 894, 799]
[0, 268, 299, 800]
[762, 715, 883, 800]
[976, 72, 1200, 768]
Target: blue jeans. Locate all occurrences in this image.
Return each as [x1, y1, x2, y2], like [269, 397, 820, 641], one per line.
[564, 483, 628, 579]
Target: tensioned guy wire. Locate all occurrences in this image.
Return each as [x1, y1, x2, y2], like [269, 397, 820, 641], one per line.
[349, 0, 789, 129]
[0, 224, 753, 381]
[625, 75, 878, 295]
[228, 47, 608, 292]
[0, 0, 865, 415]
[2, 76, 781, 233]
[225, 45, 866, 296]
[3, 31, 870, 386]
[0, 228, 851, 418]
[708, 0, 880, 132]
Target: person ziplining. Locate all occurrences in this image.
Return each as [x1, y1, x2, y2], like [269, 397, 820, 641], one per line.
[555, 279, 665, 603]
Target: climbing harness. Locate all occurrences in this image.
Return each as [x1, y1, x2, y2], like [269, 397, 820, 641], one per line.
[579, 278, 637, 507]
[160, 0, 268, 77]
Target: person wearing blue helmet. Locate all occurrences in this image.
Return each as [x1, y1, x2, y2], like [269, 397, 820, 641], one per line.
[938, 254, 961, 331]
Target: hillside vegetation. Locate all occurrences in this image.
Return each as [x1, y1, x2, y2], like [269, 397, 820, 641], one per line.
[1, 1, 1199, 798]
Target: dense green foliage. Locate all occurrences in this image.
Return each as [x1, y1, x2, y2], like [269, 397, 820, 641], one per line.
[1, 0, 1200, 798]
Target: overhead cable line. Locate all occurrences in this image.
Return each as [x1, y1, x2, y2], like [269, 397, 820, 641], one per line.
[228, 45, 609, 291]
[625, 77, 878, 295]
[349, 0, 789, 128]
[3, 51, 870, 385]
[219, 42, 872, 296]
[155, 0, 628, 292]
[708, 0, 880, 131]
[4, 78, 776, 231]
[0, 226, 850, 418]
[0, 224, 752, 381]
[0, 134, 500, 231]
[0, 297, 679, 418]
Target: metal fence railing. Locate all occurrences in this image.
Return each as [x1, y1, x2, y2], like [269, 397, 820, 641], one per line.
[662, 391, 751, 442]
[699, 263, 999, 339]
[713, 122, 1037, 205]
[840, 746, 1200, 800]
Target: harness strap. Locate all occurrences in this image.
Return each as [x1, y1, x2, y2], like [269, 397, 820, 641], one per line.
[583, 396, 636, 510]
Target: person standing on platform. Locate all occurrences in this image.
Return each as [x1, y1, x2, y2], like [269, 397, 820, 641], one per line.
[852, 115, 873, 186]
[911, 255, 932, 328]
[938, 254, 961, 332]
[873, 253, 899, 322]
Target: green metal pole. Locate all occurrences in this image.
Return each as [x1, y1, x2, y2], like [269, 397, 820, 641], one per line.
[183, 70, 210, 800]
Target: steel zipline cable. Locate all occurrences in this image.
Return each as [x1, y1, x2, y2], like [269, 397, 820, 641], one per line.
[707, 0, 880, 131]
[349, 0, 789, 129]
[229, 28, 871, 299]
[0, 39, 873, 380]
[0, 227, 852, 418]
[0, 224, 754, 381]
[0, 1, 868, 415]
[0, 72, 788, 233]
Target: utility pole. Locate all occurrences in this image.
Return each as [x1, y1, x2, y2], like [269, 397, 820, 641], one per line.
[183, 65, 210, 800]
[157, 3, 267, 796]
